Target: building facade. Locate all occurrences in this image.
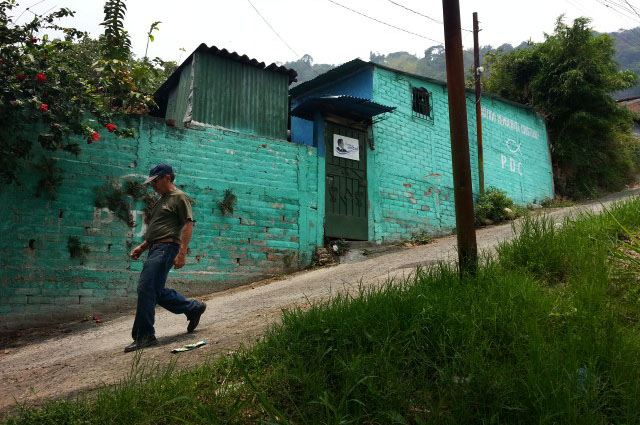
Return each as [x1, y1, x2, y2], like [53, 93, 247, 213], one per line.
[290, 59, 554, 241]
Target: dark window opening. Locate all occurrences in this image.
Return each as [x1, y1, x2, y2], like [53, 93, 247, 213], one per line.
[412, 87, 431, 119]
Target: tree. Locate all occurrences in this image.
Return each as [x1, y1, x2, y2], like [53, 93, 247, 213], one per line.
[0, 0, 154, 189]
[483, 17, 639, 198]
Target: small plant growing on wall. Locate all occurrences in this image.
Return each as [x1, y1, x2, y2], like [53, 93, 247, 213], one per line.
[34, 157, 64, 199]
[95, 180, 134, 226]
[220, 188, 237, 216]
[67, 237, 90, 259]
[283, 252, 296, 269]
[94, 179, 159, 227]
[124, 180, 159, 224]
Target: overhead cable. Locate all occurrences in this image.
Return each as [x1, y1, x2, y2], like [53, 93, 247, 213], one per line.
[327, 0, 444, 45]
[247, 0, 300, 58]
[386, 0, 473, 32]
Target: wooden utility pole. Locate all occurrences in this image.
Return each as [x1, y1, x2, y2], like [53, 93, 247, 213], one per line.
[442, 0, 478, 275]
[473, 12, 484, 194]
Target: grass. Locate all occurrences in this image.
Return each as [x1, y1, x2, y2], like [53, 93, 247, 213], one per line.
[4, 199, 640, 424]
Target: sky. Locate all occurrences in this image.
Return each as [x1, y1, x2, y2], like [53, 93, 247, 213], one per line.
[11, 0, 640, 66]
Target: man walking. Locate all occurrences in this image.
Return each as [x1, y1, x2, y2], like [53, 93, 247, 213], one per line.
[125, 163, 206, 353]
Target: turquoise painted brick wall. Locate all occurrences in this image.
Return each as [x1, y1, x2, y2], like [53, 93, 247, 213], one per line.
[370, 67, 552, 242]
[0, 116, 319, 331]
[477, 96, 554, 204]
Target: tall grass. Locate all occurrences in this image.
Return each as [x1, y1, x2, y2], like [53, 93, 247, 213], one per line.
[4, 199, 640, 425]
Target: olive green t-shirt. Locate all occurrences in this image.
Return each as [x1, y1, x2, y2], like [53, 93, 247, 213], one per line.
[144, 189, 194, 243]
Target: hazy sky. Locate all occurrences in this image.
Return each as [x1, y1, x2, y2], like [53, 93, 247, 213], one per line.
[13, 0, 640, 66]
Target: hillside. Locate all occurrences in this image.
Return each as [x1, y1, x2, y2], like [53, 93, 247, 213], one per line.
[285, 27, 640, 99]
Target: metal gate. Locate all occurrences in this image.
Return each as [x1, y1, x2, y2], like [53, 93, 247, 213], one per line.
[324, 123, 368, 240]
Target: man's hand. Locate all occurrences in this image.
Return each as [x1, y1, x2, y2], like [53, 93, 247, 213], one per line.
[129, 243, 147, 261]
[174, 251, 186, 269]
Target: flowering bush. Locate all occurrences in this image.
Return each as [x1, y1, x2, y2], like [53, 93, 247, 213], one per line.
[0, 0, 154, 187]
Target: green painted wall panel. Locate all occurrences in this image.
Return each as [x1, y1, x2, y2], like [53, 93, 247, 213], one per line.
[370, 67, 553, 242]
[165, 60, 194, 127]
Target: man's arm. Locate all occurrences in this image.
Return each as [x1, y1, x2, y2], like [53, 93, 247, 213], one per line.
[174, 220, 194, 269]
[130, 240, 150, 260]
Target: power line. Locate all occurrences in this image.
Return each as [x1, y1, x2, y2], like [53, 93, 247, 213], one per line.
[246, 0, 300, 59]
[593, 0, 640, 45]
[13, 0, 47, 24]
[611, 0, 640, 16]
[327, 0, 444, 45]
[386, 0, 472, 32]
[596, 0, 640, 23]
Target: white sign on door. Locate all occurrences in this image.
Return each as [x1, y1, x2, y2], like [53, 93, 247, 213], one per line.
[333, 134, 359, 161]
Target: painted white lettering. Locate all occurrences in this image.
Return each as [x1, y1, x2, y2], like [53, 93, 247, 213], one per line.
[132, 210, 147, 238]
[482, 107, 539, 139]
[510, 157, 516, 172]
[501, 154, 507, 169]
[93, 207, 113, 224]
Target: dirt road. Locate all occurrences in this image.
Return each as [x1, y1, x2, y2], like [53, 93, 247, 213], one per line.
[1, 188, 638, 415]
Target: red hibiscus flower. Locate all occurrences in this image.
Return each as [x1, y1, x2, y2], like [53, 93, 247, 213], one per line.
[39, 103, 48, 112]
[87, 132, 101, 144]
[36, 73, 46, 82]
[31, 37, 38, 43]
[16, 73, 26, 81]
[105, 123, 116, 132]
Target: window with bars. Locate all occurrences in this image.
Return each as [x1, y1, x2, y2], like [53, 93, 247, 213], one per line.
[412, 87, 432, 120]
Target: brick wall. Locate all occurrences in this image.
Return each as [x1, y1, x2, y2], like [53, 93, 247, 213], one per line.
[370, 67, 553, 242]
[0, 116, 319, 331]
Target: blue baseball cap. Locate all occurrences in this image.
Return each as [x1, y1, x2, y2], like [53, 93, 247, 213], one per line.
[144, 163, 173, 184]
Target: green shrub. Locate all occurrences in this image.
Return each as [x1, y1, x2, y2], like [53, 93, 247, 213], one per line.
[475, 186, 518, 225]
[410, 230, 433, 245]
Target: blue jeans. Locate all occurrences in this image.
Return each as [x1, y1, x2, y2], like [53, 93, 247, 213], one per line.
[131, 242, 200, 341]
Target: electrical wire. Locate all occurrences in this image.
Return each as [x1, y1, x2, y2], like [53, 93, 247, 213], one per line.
[246, 0, 300, 59]
[13, 0, 47, 24]
[593, 0, 640, 45]
[327, 0, 444, 45]
[596, 0, 640, 23]
[386, 0, 472, 32]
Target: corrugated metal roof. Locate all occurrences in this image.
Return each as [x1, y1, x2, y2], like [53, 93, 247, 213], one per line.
[290, 58, 536, 112]
[291, 95, 395, 121]
[152, 43, 297, 117]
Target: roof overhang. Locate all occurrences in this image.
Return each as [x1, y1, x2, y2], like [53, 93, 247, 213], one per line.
[291, 95, 395, 122]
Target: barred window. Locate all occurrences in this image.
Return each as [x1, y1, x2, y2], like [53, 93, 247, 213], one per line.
[412, 87, 431, 119]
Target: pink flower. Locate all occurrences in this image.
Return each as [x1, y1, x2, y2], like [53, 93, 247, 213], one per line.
[36, 73, 46, 83]
[105, 123, 116, 132]
[39, 103, 48, 112]
[16, 73, 25, 81]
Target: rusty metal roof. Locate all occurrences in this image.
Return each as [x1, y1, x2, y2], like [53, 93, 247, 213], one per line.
[153, 43, 297, 116]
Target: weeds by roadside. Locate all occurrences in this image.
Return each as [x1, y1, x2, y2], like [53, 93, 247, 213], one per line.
[4, 198, 640, 425]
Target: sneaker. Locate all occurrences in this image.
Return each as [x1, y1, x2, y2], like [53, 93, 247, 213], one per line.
[187, 302, 207, 333]
[124, 336, 158, 353]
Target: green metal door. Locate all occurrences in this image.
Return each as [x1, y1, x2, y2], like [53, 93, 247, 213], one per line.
[325, 123, 368, 240]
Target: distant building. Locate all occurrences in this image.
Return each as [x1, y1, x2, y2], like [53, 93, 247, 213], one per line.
[617, 96, 640, 138]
